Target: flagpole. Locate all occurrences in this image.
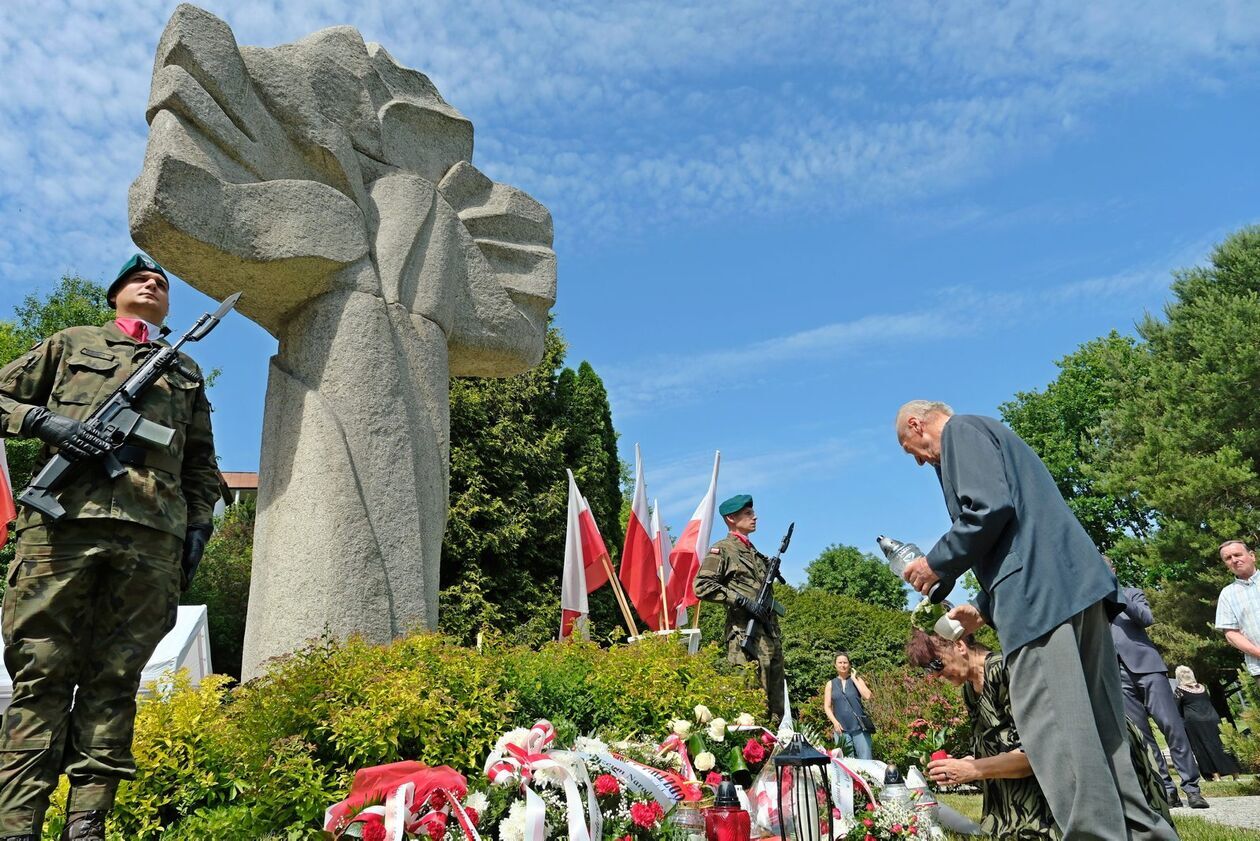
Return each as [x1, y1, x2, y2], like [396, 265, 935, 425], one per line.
[603, 555, 640, 637]
[691, 600, 702, 630]
[658, 563, 671, 631]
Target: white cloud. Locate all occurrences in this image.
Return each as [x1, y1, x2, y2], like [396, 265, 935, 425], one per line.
[0, 0, 1257, 286]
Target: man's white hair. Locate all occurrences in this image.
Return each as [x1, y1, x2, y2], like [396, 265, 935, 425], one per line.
[895, 400, 954, 431]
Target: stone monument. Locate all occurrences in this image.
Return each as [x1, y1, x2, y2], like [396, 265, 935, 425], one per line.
[129, 4, 556, 677]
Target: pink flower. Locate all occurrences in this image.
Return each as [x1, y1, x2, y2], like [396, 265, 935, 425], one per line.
[742, 737, 767, 764]
[863, 818, 874, 828]
[892, 824, 903, 833]
[706, 771, 723, 787]
[760, 732, 777, 747]
[594, 773, 621, 797]
[865, 802, 876, 811]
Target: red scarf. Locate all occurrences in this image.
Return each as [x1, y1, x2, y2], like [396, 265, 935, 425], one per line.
[115, 318, 150, 343]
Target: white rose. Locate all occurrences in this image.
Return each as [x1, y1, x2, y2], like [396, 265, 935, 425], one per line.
[672, 719, 692, 737]
[694, 751, 716, 772]
[735, 712, 756, 727]
[694, 704, 713, 723]
[708, 718, 728, 741]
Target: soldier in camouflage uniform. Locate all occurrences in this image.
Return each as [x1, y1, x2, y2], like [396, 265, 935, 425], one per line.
[0, 255, 220, 841]
[694, 494, 786, 722]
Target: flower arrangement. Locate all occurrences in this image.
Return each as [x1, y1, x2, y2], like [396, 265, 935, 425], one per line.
[841, 799, 943, 841]
[670, 705, 776, 788]
[323, 761, 482, 840]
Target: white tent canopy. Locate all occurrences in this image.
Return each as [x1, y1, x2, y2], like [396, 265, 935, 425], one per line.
[0, 604, 213, 712]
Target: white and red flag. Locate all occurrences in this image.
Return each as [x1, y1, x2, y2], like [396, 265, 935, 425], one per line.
[666, 450, 720, 613]
[650, 499, 686, 630]
[619, 444, 664, 631]
[0, 442, 14, 547]
[560, 470, 612, 639]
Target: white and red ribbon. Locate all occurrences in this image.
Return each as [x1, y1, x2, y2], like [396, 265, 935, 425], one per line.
[656, 734, 696, 780]
[484, 720, 598, 841]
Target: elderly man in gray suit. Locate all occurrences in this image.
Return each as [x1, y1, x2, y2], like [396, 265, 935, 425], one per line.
[1110, 574, 1207, 809]
[896, 400, 1178, 841]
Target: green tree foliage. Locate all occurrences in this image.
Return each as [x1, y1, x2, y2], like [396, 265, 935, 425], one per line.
[1001, 226, 1260, 693]
[1098, 226, 1260, 581]
[804, 543, 907, 610]
[440, 327, 626, 645]
[1000, 332, 1150, 568]
[0, 275, 113, 581]
[182, 498, 255, 679]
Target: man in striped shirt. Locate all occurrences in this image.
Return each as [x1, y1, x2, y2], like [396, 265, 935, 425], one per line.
[1215, 540, 1260, 681]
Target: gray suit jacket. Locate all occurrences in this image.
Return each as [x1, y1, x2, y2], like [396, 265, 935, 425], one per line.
[1111, 586, 1168, 675]
[925, 415, 1124, 654]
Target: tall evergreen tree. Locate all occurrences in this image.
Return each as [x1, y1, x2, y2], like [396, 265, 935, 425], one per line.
[439, 327, 626, 645]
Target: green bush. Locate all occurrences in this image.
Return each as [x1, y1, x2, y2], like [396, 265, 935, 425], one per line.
[181, 498, 255, 679]
[796, 664, 970, 772]
[69, 632, 760, 839]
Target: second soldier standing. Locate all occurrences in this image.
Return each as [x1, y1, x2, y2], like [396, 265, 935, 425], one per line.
[694, 494, 786, 723]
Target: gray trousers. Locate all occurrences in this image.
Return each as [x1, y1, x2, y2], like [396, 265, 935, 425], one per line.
[1122, 667, 1201, 797]
[1007, 602, 1179, 841]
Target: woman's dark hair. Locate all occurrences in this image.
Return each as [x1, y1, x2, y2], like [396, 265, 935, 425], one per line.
[905, 628, 987, 669]
[834, 651, 850, 661]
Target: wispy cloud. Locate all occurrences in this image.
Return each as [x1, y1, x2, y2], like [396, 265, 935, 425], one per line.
[601, 225, 1244, 416]
[1, 0, 1258, 286]
[641, 436, 869, 525]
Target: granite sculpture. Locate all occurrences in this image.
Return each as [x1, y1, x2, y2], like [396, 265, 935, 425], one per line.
[129, 4, 556, 677]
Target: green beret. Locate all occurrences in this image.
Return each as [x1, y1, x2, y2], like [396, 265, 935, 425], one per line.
[108, 253, 167, 307]
[719, 494, 753, 517]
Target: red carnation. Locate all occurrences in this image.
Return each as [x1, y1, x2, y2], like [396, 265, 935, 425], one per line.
[742, 737, 767, 764]
[863, 818, 874, 828]
[362, 822, 387, 841]
[865, 802, 876, 811]
[706, 771, 723, 787]
[631, 801, 664, 829]
[931, 750, 950, 762]
[594, 773, 621, 797]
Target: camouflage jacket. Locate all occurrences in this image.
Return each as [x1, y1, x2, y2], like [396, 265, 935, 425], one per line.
[0, 322, 220, 538]
[694, 533, 780, 636]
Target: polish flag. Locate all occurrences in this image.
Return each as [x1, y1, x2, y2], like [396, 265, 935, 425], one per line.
[0, 443, 14, 547]
[667, 451, 720, 611]
[651, 500, 686, 630]
[560, 470, 612, 639]
[619, 445, 663, 631]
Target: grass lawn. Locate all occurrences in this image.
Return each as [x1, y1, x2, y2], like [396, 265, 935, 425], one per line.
[937, 792, 1260, 840]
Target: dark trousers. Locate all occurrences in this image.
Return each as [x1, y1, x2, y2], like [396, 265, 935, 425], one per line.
[0, 522, 180, 836]
[1007, 602, 1178, 841]
[1121, 666, 1201, 797]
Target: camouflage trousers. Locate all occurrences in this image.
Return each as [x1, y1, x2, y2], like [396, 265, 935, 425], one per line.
[725, 619, 786, 723]
[0, 521, 181, 836]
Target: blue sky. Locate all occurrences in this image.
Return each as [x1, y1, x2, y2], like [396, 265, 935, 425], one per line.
[2, 1, 1258, 596]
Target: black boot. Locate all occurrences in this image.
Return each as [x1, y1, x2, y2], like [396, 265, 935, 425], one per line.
[1166, 790, 1183, 808]
[1186, 791, 1210, 809]
[59, 811, 107, 841]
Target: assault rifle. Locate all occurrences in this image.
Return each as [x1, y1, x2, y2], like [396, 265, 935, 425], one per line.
[740, 522, 793, 657]
[18, 292, 241, 519]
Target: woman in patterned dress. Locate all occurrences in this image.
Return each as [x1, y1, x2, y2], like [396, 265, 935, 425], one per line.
[906, 629, 1170, 839]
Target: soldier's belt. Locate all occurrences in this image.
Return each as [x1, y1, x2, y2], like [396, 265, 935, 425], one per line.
[115, 444, 182, 475]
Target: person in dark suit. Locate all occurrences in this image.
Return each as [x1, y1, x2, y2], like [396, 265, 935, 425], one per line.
[895, 400, 1177, 841]
[1109, 577, 1207, 809]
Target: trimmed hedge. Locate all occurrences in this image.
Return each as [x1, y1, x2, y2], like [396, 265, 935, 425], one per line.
[47, 632, 760, 840]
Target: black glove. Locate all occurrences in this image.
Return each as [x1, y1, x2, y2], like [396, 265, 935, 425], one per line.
[736, 595, 769, 623]
[181, 523, 213, 591]
[21, 408, 113, 462]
